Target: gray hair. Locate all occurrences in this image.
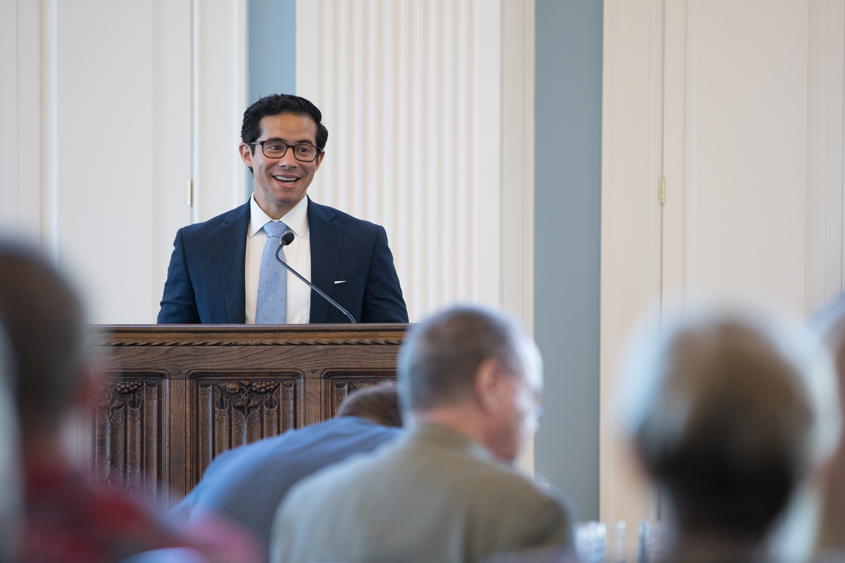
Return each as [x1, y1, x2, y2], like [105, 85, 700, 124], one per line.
[397, 305, 540, 413]
[618, 305, 840, 535]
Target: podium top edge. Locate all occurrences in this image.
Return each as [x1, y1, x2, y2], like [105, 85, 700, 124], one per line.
[90, 324, 412, 345]
[92, 323, 410, 332]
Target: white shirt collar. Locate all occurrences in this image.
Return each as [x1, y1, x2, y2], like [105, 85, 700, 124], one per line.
[248, 195, 309, 239]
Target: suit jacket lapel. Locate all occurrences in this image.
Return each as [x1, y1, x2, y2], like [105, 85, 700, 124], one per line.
[308, 198, 341, 323]
[216, 201, 250, 323]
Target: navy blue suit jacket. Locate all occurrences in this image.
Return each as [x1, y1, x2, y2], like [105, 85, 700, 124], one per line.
[170, 417, 402, 558]
[157, 198, 408, 323]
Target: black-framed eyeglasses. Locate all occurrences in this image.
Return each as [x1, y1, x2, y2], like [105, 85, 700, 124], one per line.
[250, 140, 322, 162]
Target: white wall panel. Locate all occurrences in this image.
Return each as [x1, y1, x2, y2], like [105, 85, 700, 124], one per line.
[296, 0, 533, 324]
[502, 0, 535, 332]
[50, 1, 193, 323]
[602, 0, 844, 548]
[53, 1, 154, 320]
[0, 0, 194, 323]
[688, 0, 809, 310]
[192, 0, 248, 223]
[153, 0, 193, 319]
[600, 0, 662, 536]
[807, 0, 845, 311]
[0, 0, 43, 241]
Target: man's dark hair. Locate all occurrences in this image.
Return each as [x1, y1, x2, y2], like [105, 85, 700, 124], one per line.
[397, 306, 533, 413]
[0, 243, 88, 439]
[241, 94, 329, 149]
[336, 382, 402, 427]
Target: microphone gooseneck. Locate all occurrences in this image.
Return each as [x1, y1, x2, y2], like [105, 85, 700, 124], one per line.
[275, 232, 357, 324]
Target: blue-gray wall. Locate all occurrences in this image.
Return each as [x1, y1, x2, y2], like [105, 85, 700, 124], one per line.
[247, 0, 296, 196]
[248, 0, 296, 103]
[247, 0, 604, 521]
[534, 0, 603, 521]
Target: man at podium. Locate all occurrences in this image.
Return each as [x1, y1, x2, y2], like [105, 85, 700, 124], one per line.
[157, 94, 408, 324]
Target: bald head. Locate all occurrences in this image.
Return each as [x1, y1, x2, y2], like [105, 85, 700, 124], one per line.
[619, 308, 839, 536]
[0, 243, 89, 439]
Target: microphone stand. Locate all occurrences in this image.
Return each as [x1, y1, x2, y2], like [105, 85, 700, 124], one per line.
[275, 238, 357, 324]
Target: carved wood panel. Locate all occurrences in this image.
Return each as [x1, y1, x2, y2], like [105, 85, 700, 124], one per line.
[194, 376, 300, 480]
[93, 376, 164, 501]
[326, 371, 396, 418]
[91, 324, 407, 505]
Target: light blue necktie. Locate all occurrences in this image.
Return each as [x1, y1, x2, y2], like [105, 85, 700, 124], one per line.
[256, 221, 287, 324]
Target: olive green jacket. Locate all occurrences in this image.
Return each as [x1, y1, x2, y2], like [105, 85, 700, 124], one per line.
[271, 422, 573, 563]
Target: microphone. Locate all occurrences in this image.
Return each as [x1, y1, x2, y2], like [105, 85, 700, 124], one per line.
[275, 231, 357, 324]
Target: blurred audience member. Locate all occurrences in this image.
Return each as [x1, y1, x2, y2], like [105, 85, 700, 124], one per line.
[810, 296, 845, 560]
[617, 305, 840, 563]
[0, 243, 260, 563]
[171, 382, 403, 560]
[272, 305, 574, 563]
[0, 324, 21, 563]
[478, 544, 578, 563]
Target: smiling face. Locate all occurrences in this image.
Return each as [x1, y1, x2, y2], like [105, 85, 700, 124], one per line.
[239, 112, 325, 219]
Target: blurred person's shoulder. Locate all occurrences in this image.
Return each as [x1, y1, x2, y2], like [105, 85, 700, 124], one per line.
[479, 544, 577, 563]
[22, 460, 262, 563]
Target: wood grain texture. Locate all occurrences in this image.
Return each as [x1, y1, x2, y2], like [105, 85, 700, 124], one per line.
[93, 375, 165, 502]
[88, 324, 408, 506]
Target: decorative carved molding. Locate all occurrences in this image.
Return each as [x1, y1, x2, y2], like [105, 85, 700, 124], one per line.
[92, 324, 409, 348]
[93, 378, 163, 501]
[195, 378, 298, 479]
[105, 337, 403, 347]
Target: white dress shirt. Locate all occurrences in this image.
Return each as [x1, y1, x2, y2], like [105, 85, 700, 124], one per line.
[245, 196, 311, 324]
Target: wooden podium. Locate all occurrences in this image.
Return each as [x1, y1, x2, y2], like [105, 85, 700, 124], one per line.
[89, 324, 408, 507]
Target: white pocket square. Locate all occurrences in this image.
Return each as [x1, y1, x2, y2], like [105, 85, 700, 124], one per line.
[334, 280, 346, 284]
